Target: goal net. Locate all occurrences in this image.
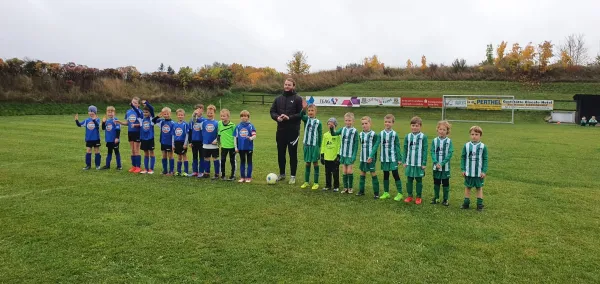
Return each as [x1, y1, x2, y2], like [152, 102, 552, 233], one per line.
[442, 95, 515, 124]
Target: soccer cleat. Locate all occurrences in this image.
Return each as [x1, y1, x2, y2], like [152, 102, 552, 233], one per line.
[323, 187, 330, 191]
[133, 167, 141, 174]
[277, 174, 286, 181]
[221, 175, 226, 180]
[128, 167, 136, 173]
[288, 176, 296, 185]
[300, 182, 310, 189]
[238, 178, 246, 183]
[96, 166, 102, 170]
[347, 189, 354, 194]
[430, 198, 439, 204]
[228, 176, 235, 181]
[374, 195, 380, 200]
[212, 175, 219, 180]
[341, 188, 348, 194]
[140, 170, 148, 174]
[100, 166, 110, 170]
[442, 200, 449, 206]
[477, 204, 484, 211]
[380, 192, 391, 200]
[116, 167, 123, 170]
[175, 172, 181, 177]
[245, 178, 252, 183]
[394, 194, 403, 201]
[356, 191, 365, 196]
[333, 188, 339, 192]
[415, 198, 422, 205]
[404, 196, 414, 203]
[82, 166, 91, 170]
[203, 173, 211, 178]
[460, 204, 470, 209]
[311, 184, 319, 190]
[181, 172, 189, 177]
[148, 170, 154, 174]
[192, 172, 198, 177]
[196, 173, 204, 178]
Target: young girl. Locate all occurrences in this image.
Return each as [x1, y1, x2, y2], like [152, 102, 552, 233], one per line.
[431, 121, 454, 206]
[330, 112, 359, 194]
[235, 110, 257, 182]
[403, 116, 428, 205]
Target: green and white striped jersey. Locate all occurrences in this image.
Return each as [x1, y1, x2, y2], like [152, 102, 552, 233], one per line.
[403, 132, 428, 166]
[332, 127, 359, 158]
[359, 130, 380, 162]
[380, 129, 402, 163]
[460, 141, 488, 177]
[302, 117, 322, 146]
[431, 137, 453, 171]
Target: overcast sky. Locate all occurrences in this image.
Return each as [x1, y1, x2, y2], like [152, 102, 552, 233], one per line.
[1, 0, 599, 73]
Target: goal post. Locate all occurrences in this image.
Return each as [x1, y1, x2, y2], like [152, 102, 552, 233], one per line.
[442, 95, 515, 124]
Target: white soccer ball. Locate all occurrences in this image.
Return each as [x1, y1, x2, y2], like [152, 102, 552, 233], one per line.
[266, 173, 278, 185]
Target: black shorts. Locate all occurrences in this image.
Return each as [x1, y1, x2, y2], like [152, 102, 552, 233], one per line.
[203, 148, 219, 159]
[128, 131, 141, 142]
[86, 140, 101, 148]
[161, 144, 173, 152]
[141, 139, 155, 151]
[106, 142, 119, 150]
[174, 141, 188, 155]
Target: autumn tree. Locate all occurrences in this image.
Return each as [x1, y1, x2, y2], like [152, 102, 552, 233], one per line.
[560, 33, 588, 66]
[506, 43, 521, 72]
[177, 66, 193, 90]
[520, 43, 536, 72]
[485, 44, 494, 65]
[406, 59, 413, 69]
[559, 51, 572, 68]
[420, 55, 427, 71]
[537, 41, 554, 73]
[363, 55, 383, 71]
[286, 51, 311, 75]
[495, 41, 507, 67]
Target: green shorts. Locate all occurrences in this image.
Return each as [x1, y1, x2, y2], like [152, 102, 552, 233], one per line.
[359, 161, 377, 172]
[339, 156, 356, 165]
[381, 162, 399, 171]
[405, 165, 425, 177]
[303, 145, 320, 163]
[433, 170, 451, 179]
[464, 176, 484, 188]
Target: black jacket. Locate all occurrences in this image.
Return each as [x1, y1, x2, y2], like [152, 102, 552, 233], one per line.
[270, 91, 303, 132]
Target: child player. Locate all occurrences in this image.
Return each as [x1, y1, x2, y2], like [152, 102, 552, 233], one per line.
[320, 117, 341, 192]
[218, 109, 236, 181]
[379, 114, 403, 200]
[300, 104, 323, 190]
[189, 104, 205, 177]
[75, 105, 101, 170]
[330, 112, 359, 194]
[172, 109, 190, 176]
[123, 97, 143, 173]
[202, 105, 220, 179]
[139, 100, 156, 174]
[101, 106, 122, 170]
[460, 126, 488, 211]
[234, 110, 257, 182]
[580, 116, 588, 126]
[403, 116, 428, 205]
[153, 107, 175, 175]
[589, 116, 598, 127]
[431, 120, 453, 206]
[357, 116, 380, 199]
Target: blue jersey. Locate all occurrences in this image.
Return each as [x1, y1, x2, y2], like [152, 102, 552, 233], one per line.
[77, 117, 100, 141]
[172, 121, 189, 143]
[103, 117, 121, 143]
[156, 119, 174, 145]
[140, 117, 155, 141]
[189, 116, 205, 142]
[235, 122, 257, 151]
[202, 119, 219, 145]
[125, 107, 142, 133]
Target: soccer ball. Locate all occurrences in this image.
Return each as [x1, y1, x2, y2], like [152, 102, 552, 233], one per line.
[266, 173, 278, 185]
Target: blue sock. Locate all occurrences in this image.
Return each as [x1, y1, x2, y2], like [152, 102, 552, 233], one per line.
[240, 163, 246, 178]
[177, 161, 182, 173]
[214, 160, 220, 176]
[169, 159, 175, 173]
[85, 153, 91, 167]
[184, 161, 189, 174]
[116, 154, 121, 168]
[248, 163, 253, 178]
[95, 153, 101, 167]
[131, 155, 135, 168]
[162, 158, 168, 174]
[106, 153, 112, 167]
[204, 160, 210, 174]
[144, 156, 149, 170]
[192, 160, 198, 173]
[150, 156, 155, 170]
[137, 155, 142, 167]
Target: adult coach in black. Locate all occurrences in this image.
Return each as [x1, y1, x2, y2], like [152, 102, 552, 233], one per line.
[270, 78, 305, 184]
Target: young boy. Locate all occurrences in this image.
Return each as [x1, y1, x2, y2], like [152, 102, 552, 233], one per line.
[300, 104, 323, 190]
[218, 109, 237, 181]
[123, 97, 143, 173]
[75, 105, 101, 170]
[189, 104, 205, 177]
[172, 109, 190, 176]
[357, 116, 380, 199]
[330, 112, 359, 194]
[235, 110, 257, 182]
[460, 126, 488, 211]
[580, 116, 588, 126]
[403, 116, 428, 205]
[379, 114, 403, 200]
[431, 120, 454, 206]
[140, 101, 156, 174]
[589, 116, 598, 127]
[321, 117, 341, 192]
[202, 105, 220, 179]
[101, 106, 122, 170]
[153, 107, 175, 175]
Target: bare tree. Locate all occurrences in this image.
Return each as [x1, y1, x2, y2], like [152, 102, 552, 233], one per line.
[560, 34, 589, 66]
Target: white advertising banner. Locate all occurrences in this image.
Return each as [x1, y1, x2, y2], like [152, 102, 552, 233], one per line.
[359, 97, 401, 106]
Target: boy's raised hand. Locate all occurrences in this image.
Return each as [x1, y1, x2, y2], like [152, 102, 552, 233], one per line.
[302, 99, 308, 109]
[102, 117, 107, 123]
[74, 113, 79, 120]
[141, 100, 147, 105]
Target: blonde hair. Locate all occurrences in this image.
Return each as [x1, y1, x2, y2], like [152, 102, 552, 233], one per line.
[240, 110, 250, 118]
[220, 109, 230, 116]
[361, 116, 371, 123]
[384, 114, 395, 122]
[194, 104, 204, 110]
[106, 106, 115, 112]
[344, 112, 355, 120]
[285, 77, 296, 86]
[307, 104, 317, 110]
[207, 105, 216, 112]
[132, 96, 140, 102]
[161, 107, 171, 114]
[469, 125, 483, 135]
[176, 108, 185, 114]
[410, 116, 422, 126]
[437, 120, 451, 135]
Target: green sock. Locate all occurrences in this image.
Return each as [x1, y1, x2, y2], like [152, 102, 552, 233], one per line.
[477, 198, 483, 206]
[433, 184, 441, 199]
[359, 175, 366, 193]
[463, 198, 470, 205]
[406, 178, 414, 196]
[383, 179, 390, 193]
[314, 166, 319, 183]
[395, 179, 403, 195]
[416, 177, 423, 198]
[349, 174, 354, 188]
[304, 165, 311, 182]
[372, 176, 380, 195]
[343, 174, 348, 188]
[443, 186, 449, 200]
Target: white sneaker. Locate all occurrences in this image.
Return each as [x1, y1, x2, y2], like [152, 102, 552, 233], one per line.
[140, 170, 148, 174]
[288, 176, 296, 185]
[333, 188, 339, 192]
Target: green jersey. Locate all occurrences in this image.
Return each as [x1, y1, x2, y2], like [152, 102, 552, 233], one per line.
[460, 141, 488, 177]
[321, 131, 341, 161]
[218, 120, 236, 148]
[359, 130, 380, 162]
[301, 113, 322, 147]
[431, 137, 453, 172]
[380, 129, 402, 163]
[332, 127, 359, 159]
[404, 132, 428, 167]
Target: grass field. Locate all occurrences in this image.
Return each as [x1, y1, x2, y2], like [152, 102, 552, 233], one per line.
[2, 81, 600, 283]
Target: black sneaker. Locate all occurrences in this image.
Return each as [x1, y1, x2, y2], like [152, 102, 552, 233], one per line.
[228, 176, 235, 181]
[100, 166, 110, 170]
[221, 176, 226, 181]
[277, 174, 286, 181]
[477, 204, 484, 211]
[212, 175, 219, 180]
[82, 166, 91, 170]
[430, 198, 438, 204]
[460, 203, 470, 209]
[373, 195, 380, 200]
[323, 187, 330, 191]
[356, 191, 365, 196]
[442, 200, 449, 206]
[116, 167, 123, 170]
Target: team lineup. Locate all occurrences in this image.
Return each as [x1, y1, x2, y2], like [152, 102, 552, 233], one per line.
[75, 78, 488, 211]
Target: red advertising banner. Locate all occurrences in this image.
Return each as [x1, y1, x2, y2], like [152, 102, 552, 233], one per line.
[400, 98, 443, 108]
